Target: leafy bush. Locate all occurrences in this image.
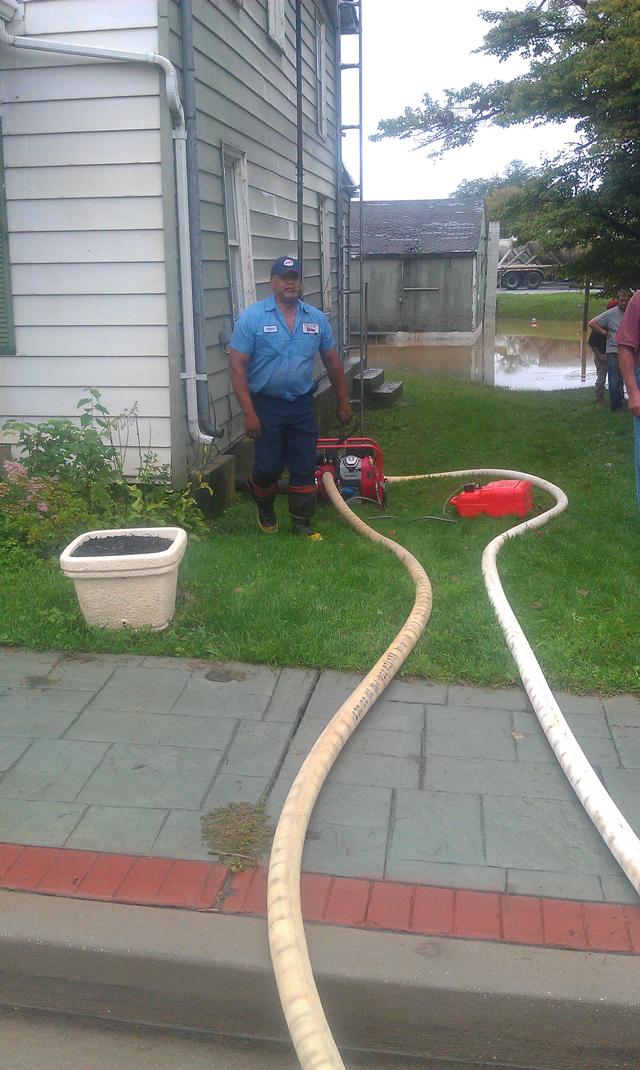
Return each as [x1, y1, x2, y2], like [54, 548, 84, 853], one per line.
[0, 460, 98, 554]
[1, 390, 212, 554]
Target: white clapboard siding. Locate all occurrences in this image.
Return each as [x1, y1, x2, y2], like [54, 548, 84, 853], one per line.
[14, 295, 168, 327]
[14, 326, 169, 357]
[11, 263, 167, 296]
[23, 0, 158, 35]
[8, 198, 164, 232]
[0, 355, 170, 388]
[5, 163, 163, 201]
[3, 386, 170, 418]
[9, 231, 165, 264]
[0, 63, 159, 103]
[0, 2, 179, 477]
[3, 130, 161, 168]
[1, 97, 161, 136]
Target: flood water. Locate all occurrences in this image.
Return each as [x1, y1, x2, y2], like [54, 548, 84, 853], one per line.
[366, 319, 596, 392]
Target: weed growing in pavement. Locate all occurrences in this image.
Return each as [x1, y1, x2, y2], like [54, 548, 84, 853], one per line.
[201, 802, 272, 872]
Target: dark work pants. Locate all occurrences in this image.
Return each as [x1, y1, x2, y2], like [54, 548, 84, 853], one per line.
[607, 353, 624, 411]
[250, 391, 318, 488]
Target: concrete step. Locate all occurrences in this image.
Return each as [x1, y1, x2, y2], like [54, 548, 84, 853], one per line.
[352, 367, 385, 395]
[369, 380, 403, 407]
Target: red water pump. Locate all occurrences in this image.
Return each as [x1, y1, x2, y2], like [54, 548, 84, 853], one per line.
[316, 437, 386, 508]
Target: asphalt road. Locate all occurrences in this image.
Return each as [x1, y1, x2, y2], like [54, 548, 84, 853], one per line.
[2, 1006, 531, 1070]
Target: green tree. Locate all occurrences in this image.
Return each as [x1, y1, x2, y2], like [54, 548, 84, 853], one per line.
[452, 159, 537, 221]
[372, 1, 640, 285]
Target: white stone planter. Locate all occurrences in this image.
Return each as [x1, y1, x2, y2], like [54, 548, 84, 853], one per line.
[59, 527, 187, 631]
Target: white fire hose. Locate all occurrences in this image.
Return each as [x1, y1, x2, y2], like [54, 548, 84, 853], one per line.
[267, 467, 640, 1070]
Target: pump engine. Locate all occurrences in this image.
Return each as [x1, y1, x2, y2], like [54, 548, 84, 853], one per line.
[315, 437, 386, 508]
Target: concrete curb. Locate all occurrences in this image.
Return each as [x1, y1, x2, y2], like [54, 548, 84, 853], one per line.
[2, 889, 639, 1069]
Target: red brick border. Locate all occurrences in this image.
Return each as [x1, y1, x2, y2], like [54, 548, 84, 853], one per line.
[1, 842, 638, 954]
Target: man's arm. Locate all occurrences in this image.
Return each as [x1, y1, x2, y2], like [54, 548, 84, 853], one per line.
[587, 315, 608, 336]
[320, 347, 352, 424]
[229, 348, 261, 439]
[619, 345, 640, 416]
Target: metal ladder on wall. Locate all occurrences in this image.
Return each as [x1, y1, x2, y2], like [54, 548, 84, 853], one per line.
[336, 0, 366, 434]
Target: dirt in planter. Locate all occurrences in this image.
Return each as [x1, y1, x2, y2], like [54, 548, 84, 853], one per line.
[70, 534, 174, 557]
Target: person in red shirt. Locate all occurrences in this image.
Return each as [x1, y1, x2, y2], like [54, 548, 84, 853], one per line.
[617, 290, 640, 507]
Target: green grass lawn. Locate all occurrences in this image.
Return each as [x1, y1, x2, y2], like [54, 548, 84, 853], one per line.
[2, 375, 638, 693]
[497, 290, 608, 322]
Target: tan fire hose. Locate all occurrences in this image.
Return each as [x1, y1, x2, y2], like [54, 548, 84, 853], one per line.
[267, 472, 432, 1070]
[267, 466, 640, 1070]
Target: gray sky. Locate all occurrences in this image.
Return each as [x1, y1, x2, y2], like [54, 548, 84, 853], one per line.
[340, 0, 575, 200]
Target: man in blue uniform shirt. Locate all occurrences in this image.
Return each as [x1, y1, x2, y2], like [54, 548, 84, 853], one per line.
[229, 255, 352, 539]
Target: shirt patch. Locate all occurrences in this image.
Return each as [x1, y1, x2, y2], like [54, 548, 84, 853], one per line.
[263, 324, 278, 333]
[302, 322, 320, 334]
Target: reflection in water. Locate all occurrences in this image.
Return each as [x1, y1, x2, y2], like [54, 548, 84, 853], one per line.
[494, 333, 594, 391]
[367, 340, 485, 382]
[366, 320, 595, 391]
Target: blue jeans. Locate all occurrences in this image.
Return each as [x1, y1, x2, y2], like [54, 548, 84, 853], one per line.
[607, 353, 624, 410]
[251, 391, 318, 487]
[635, 368, 640, 510]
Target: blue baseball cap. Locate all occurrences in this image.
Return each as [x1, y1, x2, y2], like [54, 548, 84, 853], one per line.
[270, 255, 301, 276]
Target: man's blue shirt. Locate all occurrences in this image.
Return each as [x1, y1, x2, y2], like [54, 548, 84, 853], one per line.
[229, 296, 336, 400]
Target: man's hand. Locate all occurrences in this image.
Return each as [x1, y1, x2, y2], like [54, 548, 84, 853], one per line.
[627, 392, 640, 417]
[244, 411, 261, 439]
[337, 401, 353, 426]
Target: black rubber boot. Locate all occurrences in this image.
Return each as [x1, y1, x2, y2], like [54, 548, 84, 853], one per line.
[288, 487, 322, 540]
[249, 478, 278, 534]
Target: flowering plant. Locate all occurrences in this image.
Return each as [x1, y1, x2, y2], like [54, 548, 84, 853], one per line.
[0, 460, 97, 554]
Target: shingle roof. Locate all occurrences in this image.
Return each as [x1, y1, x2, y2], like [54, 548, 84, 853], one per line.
[355, 199, 484, 256]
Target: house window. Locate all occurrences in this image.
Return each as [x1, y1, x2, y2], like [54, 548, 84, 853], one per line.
[222, 146, 256, 319]
[0, 123, 14, 355]
[319, 196, 332, 312]
[315, 10, 327, 138]
[268, 0, 286, 48]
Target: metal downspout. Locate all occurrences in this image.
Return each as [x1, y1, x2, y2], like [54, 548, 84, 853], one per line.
[295, 0, 304, 276]
[0, 10, 216, 449]
[178, 0, 223, 441]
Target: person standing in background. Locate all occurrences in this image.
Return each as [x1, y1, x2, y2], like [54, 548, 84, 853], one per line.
[616, 290, 640, 510]
[588, 290, 631, 410]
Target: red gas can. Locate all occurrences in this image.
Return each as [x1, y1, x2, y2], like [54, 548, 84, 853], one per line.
[450, 480, 534, 519]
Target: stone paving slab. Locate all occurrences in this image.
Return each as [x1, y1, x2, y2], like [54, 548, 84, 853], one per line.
[65, 805, 168, 854]
[0, 798, 87, 845]
[0, 739, 109, 801]
[86, 667, 191, 714]
[76, 743, 221, 810]
[484, 796, 622, 875]
[65, 708, 238, 751]
[0, 650, 639, 905]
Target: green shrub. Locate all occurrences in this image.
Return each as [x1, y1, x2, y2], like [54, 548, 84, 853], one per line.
[0, 460, 99, 554]
[2, 390, 212, 553]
